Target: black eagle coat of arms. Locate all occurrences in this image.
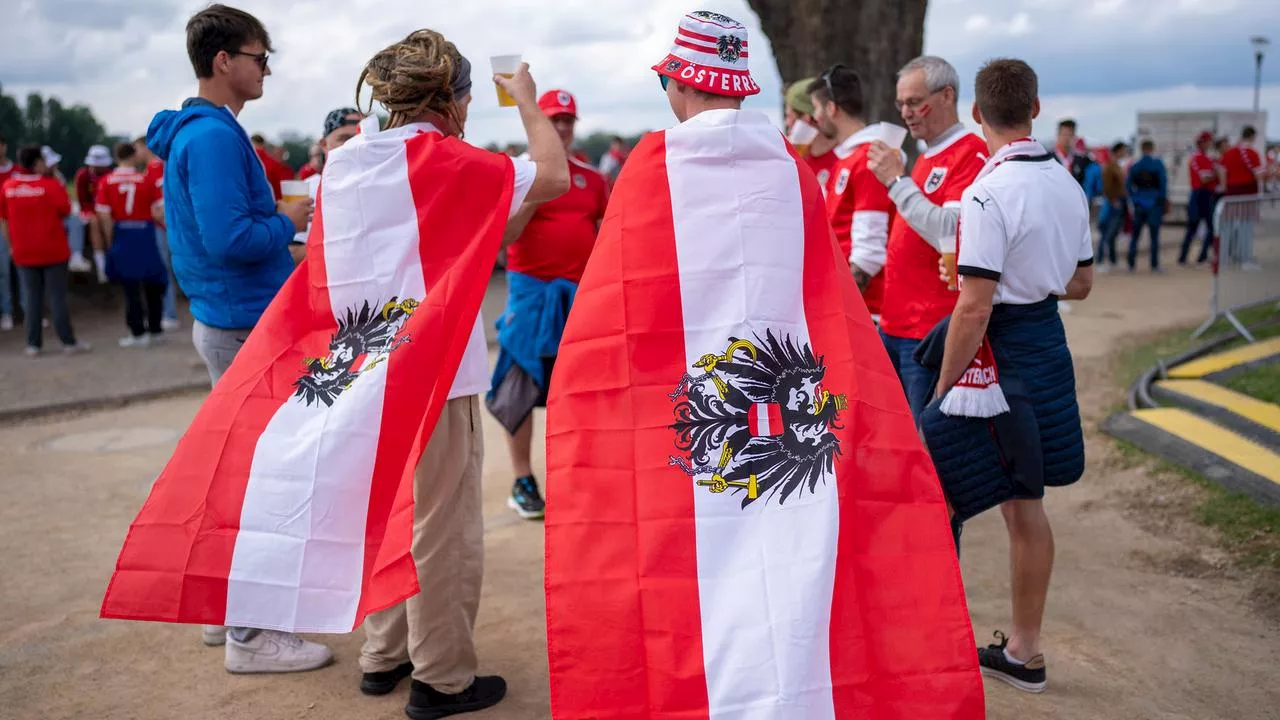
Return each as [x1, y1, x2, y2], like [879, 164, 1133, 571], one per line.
[293, 297, 419, 407]
[716, 35, 743, 63]
[669, 330, 847, 508]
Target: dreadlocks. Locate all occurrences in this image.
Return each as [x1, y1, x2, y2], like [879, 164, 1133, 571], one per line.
[356, 29, 471, 134]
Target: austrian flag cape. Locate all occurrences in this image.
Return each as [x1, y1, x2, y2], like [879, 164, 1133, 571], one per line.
[545, 110, 984, 719]
[101, 118, 513, 632]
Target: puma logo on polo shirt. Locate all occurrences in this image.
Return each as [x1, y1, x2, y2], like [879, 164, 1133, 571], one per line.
[971, 196, 992, 211]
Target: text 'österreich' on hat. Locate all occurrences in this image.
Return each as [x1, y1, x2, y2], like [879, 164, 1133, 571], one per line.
[653, 11, 761, 98]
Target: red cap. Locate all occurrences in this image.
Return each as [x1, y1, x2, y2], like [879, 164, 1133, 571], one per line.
[1073, 137, 1088, 153]
[1197, 130, 1214, 144]
[538, 90, 577, 119]
[652, 11, 760, 98]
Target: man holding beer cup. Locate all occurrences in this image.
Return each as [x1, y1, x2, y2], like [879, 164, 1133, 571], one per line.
[867, 56, 987, 420]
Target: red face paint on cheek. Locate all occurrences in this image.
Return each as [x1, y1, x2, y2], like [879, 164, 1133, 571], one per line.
[918, 103, 932, 118]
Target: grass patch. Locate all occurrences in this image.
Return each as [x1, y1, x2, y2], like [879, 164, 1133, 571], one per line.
[1110, 304, 1280, 573]
[1112, 439, 1280, 570]
[1114, 303, 1280, 392]
[1225, 362, 1280, 405]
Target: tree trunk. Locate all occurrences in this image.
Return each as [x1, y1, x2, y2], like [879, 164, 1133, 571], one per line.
[748, 0, 927, 124]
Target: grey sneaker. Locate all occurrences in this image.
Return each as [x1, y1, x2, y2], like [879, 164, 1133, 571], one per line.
[202, 625, 227, 647]
[119, 334, 151, 348]
[63, 341, 92, 355]
[224, 630, 333, 674]
[0, 314, 13, 331]
[24, 346, 40, 357]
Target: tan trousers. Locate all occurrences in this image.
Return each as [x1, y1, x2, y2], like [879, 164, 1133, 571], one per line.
[360, 395, 485, 693]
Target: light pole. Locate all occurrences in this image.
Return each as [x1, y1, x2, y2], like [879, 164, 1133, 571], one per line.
[1251, 36, 1270, 113]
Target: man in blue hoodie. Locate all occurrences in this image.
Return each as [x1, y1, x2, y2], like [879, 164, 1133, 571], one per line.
[1125, 139, 1168, 273]
[146, 3, 326, 674]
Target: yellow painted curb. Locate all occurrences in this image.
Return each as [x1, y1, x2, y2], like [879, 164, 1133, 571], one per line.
[1167, 337, 1280, 379]
[1154, 379, 1280, 434]
[1131, 408, 1280, 484]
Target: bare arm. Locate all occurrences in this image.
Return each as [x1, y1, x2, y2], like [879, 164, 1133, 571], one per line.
[502, 201, 540, 249]
[1062, 265, 1094, 301]
[497, 65, 570, 205]
[936, 276, 997, 398]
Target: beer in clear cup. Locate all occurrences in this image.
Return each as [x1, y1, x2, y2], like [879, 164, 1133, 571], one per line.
[280, 180, 310, 204]
[490, 54, 522, 107]
[940, 234, 958, 291]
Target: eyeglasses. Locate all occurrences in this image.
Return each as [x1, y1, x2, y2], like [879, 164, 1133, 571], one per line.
[894, 88, 945, 114]
[229, 50, 270, 71]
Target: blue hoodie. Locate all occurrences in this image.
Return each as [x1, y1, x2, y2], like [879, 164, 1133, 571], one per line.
[147, 98, 296, 330]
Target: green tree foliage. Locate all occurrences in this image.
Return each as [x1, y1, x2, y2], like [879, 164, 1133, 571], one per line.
[0, 84, 109, 176]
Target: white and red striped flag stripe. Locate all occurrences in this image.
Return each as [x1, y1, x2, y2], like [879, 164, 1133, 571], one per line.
[101, 119, 513, 633]
[546, 109, 984, 719]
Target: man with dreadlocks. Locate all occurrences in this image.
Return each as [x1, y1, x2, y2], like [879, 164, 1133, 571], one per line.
[344, 29, 568, 720]
[542, 10, 984, 720]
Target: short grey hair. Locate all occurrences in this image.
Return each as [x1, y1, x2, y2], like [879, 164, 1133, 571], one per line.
[898, 55, 961, 96]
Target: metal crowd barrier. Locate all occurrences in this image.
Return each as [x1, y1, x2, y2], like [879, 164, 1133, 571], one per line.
[1192, 193, 1280, 342]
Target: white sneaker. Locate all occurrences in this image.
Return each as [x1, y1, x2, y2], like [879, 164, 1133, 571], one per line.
[202, 625, 228, 647]
[1096, 263, 1111, 274]
[148, 333, 166, 346]
[62, 342, 92, 355]
[0, 314, 12, 331]
[161, 317, 181, 331]
[24, 346, 40, 357]
[224, 630, 333, 674]
[119, 334, 151, 348]
[96, 269, 109, 284]
[68, 253, 93, 273]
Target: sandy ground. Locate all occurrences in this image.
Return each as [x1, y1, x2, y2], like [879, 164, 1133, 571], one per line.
[1, 262, 1278, 720]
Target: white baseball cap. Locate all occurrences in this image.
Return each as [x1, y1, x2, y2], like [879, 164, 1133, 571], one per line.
[41, 146, 62, 167]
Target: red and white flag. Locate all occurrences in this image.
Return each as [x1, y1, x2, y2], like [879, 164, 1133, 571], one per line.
[545, 110, 984, 719]
[101, 117, 513, 633]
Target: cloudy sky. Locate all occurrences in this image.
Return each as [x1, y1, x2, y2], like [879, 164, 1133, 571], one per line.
[2, 0, 1277, 148]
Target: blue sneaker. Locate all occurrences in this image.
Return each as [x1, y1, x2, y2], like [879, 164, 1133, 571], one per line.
[508, 476, 545, 520]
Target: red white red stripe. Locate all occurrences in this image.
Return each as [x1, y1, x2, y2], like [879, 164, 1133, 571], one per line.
[101, 118, 513, 633]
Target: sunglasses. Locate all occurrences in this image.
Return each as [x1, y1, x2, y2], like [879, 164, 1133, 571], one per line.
[820, 63, 847, 101]
[230, 50, 270, 71]
[659, 74, 670, 91]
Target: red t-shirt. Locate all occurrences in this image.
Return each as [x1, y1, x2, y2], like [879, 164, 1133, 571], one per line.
[1222, 144, 1261, 193]
[95, 167, 159, 223]
[805, 149, 838, 197]
[255, 146, 294, 200]
[824, 129, 892, 314]
[0, 160, 13, 188]
[298, 163, 320, 180]
[74, 166, 111, 216]
[505, 157, 609, 283]
[880, 132, 987, 340]
[0, 171, 72, 266]
[1188, 151, 1218, 191]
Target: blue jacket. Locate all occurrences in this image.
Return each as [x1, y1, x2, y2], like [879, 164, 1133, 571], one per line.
[1126, 155, 1167, 211]
[488, 270, 577, 396]
[147, 98, 296, 330]
[1082, 161, 1103, 204]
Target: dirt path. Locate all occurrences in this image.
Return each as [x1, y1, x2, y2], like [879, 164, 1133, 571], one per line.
[1, 264, 1277, 719]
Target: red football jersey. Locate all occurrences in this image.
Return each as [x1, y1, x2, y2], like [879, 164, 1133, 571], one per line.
[0, 171, 72, 266]
[823, 128, 892, 314]
[880, 131, 987, 340]
[1188, 151, 1218, 191]
[506, 157, 609, 283]
[805, 149, 838, 197]
[0, 159, 13, 188]
[1222, 144, 1262, 192]
[95, 168, 158, 223]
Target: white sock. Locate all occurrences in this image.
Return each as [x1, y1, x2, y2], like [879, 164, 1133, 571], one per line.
[94, 250, 106, 269]
[1003, 648, 1027, 666]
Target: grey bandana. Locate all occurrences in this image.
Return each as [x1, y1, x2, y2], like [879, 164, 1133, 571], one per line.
[451, 55, 472, 101]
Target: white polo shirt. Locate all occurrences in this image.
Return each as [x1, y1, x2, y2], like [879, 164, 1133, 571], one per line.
[956, 152, 1092, 305]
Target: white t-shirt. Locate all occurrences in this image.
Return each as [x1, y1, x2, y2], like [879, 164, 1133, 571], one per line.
[449, 153, 536, 399]
[957, 155, 1092, 305]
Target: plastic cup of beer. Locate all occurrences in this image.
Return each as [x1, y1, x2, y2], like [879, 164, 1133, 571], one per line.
[788, 121, 820, 157]
[280, 180, 310, 204]
[490, 54, 522, 107]
[880, 122, 909, 149]
[940, 234, 959, 291]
